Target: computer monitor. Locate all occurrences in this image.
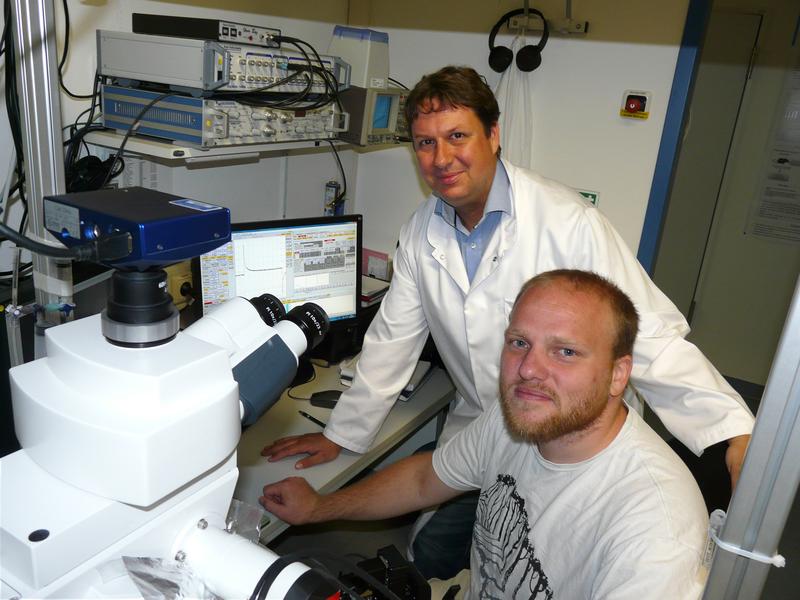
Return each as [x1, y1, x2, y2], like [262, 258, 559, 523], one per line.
[193, 215, 362, 329]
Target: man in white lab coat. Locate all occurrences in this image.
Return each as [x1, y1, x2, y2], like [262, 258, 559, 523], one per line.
[262, 65, 753, 579]
[260, 270, 710, 599]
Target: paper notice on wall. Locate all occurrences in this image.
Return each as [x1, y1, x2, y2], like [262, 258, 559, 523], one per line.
[362, 248, 390, 280]
[746, 67, 800, 244]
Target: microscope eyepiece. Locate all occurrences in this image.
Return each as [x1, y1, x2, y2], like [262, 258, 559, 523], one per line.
[285, 303, 329, 351]
[248, 293, 286, 327]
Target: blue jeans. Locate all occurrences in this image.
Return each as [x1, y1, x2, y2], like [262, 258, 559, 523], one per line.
[412, 491, 479, 580]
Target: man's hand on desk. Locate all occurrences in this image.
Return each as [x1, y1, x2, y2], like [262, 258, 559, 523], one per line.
[261, 432, 342, 469]
[259, 477, 321, 525]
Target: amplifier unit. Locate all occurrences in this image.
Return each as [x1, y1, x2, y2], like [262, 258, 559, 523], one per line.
[97, 30, 350, 95]
[132, 13, 281, 48]
[102, 84, 349, 148]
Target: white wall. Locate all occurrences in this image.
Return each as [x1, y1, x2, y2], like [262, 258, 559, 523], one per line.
[353, 1, 691, 255]
[3, 0, 691, 266]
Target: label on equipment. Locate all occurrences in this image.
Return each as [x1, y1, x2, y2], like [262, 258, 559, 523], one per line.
[170, 199, 223, 212]
[44, 199, 81, 238]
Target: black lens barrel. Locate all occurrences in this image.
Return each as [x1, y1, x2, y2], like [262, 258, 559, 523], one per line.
[285, 303, 329, 351]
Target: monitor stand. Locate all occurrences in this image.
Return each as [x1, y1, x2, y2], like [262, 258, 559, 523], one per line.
[290, 357, 315, 387]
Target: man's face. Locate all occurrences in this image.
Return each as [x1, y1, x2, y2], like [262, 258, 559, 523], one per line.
[499, 282, 628, 444]
[411, 102, 500, 219]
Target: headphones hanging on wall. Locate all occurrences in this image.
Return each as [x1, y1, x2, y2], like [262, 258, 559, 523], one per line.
[488, 8, 549, 73]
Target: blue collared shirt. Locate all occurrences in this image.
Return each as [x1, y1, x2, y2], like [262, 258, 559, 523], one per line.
[434, 161, 511, 283]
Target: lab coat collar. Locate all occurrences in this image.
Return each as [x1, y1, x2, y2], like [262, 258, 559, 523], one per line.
[433, 161, 512, 234]
[426, 159, 518, 294]
[428, 212, 471, 294]
[469, 159, 518, 288]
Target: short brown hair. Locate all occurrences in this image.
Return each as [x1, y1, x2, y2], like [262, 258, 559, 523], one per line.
[513, 270, 639, 359]
[404, 66, 500, 136]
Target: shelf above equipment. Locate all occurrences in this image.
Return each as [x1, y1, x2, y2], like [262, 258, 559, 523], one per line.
[84, 130, 345, 163]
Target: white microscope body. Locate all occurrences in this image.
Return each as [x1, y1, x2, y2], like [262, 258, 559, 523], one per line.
[1, 292, 329, 598]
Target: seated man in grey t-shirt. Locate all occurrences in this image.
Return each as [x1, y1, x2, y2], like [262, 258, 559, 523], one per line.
[260, 270, 709, 599]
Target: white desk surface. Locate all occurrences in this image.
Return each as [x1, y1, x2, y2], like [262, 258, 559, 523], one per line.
[234, 364, 454, 543]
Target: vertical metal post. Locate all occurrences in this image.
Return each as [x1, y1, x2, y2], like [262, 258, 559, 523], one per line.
[702, 275, 800, 598]
[11, 0, 72, 308]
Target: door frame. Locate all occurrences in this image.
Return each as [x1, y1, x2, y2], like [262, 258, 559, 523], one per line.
[637, 0, 711, 273]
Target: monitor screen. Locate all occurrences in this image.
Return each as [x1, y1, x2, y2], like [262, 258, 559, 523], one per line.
[194, 215, 362, 324]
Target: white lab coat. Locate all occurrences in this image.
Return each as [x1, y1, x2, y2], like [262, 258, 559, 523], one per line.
[324, 160, 754, 455]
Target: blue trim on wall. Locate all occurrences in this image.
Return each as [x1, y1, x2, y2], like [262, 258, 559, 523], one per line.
[637, 0, 712, 274]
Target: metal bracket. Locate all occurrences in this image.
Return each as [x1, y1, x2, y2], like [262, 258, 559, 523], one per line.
[508, 0, 589, 35]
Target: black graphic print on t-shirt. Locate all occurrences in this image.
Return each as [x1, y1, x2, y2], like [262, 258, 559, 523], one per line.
[474, 474, 554, 599]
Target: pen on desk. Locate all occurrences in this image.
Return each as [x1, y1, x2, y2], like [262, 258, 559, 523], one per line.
[298, 410, 326, 428]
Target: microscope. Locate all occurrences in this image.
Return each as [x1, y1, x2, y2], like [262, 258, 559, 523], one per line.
[0, 188, 339, 598]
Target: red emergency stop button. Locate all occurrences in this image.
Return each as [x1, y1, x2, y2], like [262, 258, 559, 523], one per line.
[625, 95, 646, 113]
[620, 91, 651, 119]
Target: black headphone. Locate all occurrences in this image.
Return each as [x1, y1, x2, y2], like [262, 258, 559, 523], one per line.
[488, 8, 549, 73]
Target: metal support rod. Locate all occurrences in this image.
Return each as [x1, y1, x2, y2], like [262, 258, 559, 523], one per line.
[702, 275, 800, 599]
[522, 0, 530, 36]
[11, 0, 73, 309]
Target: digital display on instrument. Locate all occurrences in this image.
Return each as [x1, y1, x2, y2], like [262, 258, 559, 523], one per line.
[373, 93, 393, 129]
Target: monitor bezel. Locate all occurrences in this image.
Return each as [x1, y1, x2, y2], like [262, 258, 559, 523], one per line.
[190, 214, 363, 327]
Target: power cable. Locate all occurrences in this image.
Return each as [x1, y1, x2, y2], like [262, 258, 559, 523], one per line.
[388, 77, 409, 90]
[57, 0, 94, 99]
[0, 219, 131, 262]
[326, 140, 347, 210]
[99, 91, 175, 187]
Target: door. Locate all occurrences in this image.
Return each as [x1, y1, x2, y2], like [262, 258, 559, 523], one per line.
[654, 8, 800, 387]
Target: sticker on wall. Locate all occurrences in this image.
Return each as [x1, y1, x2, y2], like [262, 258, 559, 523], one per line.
[577, 189, 599, 206]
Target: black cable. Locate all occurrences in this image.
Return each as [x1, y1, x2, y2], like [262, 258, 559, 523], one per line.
[4, 0, 27, 214]
[274, 38, 327, 108]
[18, 204, 28, 236]
[237, 35, 337, 111]
[327, 141, 347, 208]
[3, 179, 29, 235]
[286, 366, 318, 399]
[0, 221, 87, 258]
[248, 554, 362, 600]
[0, 220, 132, 262]
[62, 72, 104, 191]
[0, 0, 8, 57]
[388, 77, 409, 90]
[57, 0, 93, 99]
[217, 64, 318, 109]
[62, 72, 102, 176]
[215, 70, 310, 107]
[0, 263, 32, 278]
[65, 103, 97, 133]
[100, 91, 175, 187]
[280, 36, 339, 104]
[277, 549, 405, 600]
